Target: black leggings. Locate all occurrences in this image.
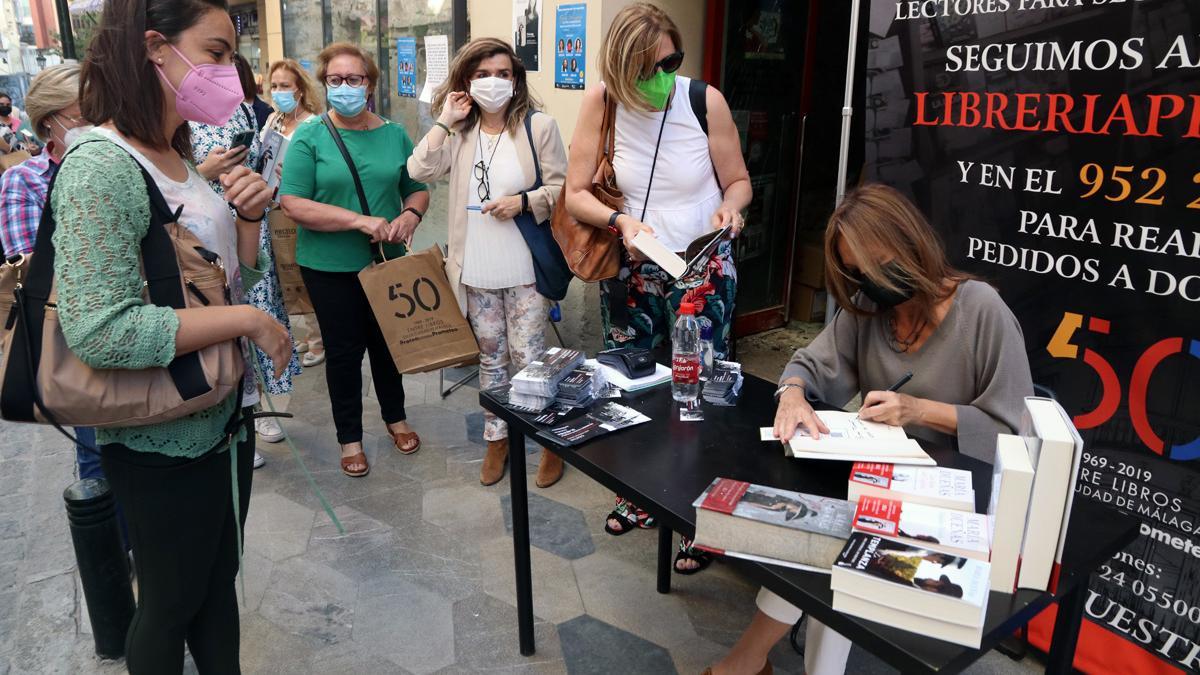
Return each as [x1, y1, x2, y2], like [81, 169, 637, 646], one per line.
[100, 416, 254, 675]
[300, 265, 407, 444]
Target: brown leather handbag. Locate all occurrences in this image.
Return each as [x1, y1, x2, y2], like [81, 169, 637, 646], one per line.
[550, 93, 622, 282]
[0, 145, 244, 429]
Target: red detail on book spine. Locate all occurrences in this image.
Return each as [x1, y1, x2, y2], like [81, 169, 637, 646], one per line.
[700, 478, 751, 515]
[849, 462, 894, 488]
[852, 496, 902, 536]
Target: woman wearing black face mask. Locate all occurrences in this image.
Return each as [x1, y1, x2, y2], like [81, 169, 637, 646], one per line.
[706, 183, 1034, 675]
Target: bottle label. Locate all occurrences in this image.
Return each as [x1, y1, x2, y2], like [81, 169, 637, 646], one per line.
[673, 355, 700, 384]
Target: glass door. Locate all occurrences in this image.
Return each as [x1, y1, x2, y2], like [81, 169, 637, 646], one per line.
[718, 0, 809, 335]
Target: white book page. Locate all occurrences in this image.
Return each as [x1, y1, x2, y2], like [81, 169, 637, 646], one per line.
[631, 231, 687, 278]
[760, 411, 929, 459]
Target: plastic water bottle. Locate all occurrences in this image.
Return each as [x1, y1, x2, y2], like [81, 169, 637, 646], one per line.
[698, 320, 714, 381]
[672, 302, 701, 403]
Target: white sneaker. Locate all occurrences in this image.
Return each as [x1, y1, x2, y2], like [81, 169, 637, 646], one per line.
[294, 340, 309, 354]
[302, 350, 326, 367]
[256, 416, 285, 443]
[252, 451, 266, 469]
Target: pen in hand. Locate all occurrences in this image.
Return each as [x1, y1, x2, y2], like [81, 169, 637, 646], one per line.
[857, 371, 914, 420]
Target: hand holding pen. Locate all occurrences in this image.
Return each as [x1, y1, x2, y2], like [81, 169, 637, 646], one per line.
[857, 371, 916, 425]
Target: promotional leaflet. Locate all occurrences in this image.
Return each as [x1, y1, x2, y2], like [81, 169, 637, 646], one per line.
[513, 0, 542, 72]
[555, 3, 585, 90]
[864, 1, 1200, 670]
[396, 37, 417, 98]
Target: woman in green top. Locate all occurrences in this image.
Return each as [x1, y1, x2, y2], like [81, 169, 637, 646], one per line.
[54, 0, 290, 672]
[279, 42, 430, 477]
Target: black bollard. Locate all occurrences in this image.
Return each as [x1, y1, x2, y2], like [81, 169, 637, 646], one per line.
[63, 478, 135, 659]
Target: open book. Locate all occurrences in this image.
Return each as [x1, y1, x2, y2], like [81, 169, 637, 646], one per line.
[631, 226, 731, 279]
[760, 410, 935, 465]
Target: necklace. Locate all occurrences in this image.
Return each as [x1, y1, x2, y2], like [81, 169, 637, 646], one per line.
[886, 314, 926, 353]
[474, 128, 503, 201]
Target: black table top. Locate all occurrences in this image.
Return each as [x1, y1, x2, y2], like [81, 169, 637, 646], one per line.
[480, 375, 1140, 674]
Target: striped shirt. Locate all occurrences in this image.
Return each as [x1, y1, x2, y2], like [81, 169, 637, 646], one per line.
[0, 151, 56, 256]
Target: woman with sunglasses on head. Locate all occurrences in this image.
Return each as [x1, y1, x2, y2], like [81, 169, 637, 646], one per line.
[564, 1, 752, 574]
[279, 42, 430, 477]
[53, 0, 292, 670]
[408, 37, 567, 489]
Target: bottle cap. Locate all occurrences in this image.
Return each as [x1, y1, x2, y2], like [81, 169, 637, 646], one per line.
[679, 302, 695, 315]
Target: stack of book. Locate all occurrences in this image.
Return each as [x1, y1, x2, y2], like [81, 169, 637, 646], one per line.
[831, 532, 991, 647]
[556, 364, 603, 408]
[692, 478, 854, 571]
[1015, 396, 1082, 592]
[702, 361, 743, 406]
[988, 434, 1035, 592]
[509, 348, 586, 411]
[847, 462, 975, 511]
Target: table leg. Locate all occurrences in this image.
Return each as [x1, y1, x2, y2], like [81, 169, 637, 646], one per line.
[1046, 583, 1087, 674]
[508, 429, 535, 656]
[657, 526, 673, 594]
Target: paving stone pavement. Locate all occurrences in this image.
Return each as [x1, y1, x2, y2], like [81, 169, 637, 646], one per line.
[0, 361, 1049, 674]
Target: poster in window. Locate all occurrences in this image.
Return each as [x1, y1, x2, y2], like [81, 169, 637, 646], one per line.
[513, 0, 541, 72]
[396, 37, 417, 98]
[555, 4, 585, 90]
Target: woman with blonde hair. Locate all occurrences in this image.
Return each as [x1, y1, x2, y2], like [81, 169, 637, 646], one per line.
[408, 37, 567, 488]
[263, 58, 326, 369]
[564, 1, 752, 573]
[706, 183, 1033, 675]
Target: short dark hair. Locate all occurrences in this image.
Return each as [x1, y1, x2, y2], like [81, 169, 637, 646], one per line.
[233, 52, 256, 99]
[0, 92, 10, 103]
[80, 0, 230, 157]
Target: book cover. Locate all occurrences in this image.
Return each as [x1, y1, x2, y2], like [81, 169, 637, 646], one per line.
[259, 129, 288, 192]
[832, 532, 990, 626]
[762, 412, 936, 465]
[851, 496, 989, 560]
[695, 479, 856, 538]
[848, 463, 975, 511]
[1017, 397, 1082, 591]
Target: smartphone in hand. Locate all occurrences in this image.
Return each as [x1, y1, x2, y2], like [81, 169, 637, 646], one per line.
[230, 130, 256, 152]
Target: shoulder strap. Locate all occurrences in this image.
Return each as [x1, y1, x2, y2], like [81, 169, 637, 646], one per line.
[689, 78, 709, 136]
[600, 89, 617, 160]
[241, 103, 256, 132]
[321, 113, 371, 217]
[522, 110, 542, 188]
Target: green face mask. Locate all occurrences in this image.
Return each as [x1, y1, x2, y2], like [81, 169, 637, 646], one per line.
[636, 69, 676, 110]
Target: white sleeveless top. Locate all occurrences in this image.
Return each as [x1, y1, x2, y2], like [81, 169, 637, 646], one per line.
[612, 75, 722, 252]
[462, 129, 536, 289]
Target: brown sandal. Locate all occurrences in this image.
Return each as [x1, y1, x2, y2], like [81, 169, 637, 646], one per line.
[391, 430, 421, 455]
[341, 451, 370, 477]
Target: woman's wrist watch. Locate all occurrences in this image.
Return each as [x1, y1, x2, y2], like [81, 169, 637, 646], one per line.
[403, 206, 424, 222]
[607, 211, 622, 237]
[520, 192, 530, 214]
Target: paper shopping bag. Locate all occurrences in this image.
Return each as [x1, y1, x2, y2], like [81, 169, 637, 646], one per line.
[267, 210, 314, 315]
[358, 245, 479, 374]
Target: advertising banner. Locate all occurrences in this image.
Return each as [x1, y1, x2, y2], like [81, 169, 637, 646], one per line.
[513, 0, 542, 72]
[396, 36, 417, 98]
[555, 3, 586, 90]
[863, 2, 1200, 672]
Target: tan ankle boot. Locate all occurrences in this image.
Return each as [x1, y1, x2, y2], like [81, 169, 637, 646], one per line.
[481, 439, 509, 486]
[535, 449, 563, 488]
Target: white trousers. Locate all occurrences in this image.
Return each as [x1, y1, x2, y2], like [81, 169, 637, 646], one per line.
[756, 587, 853, 675]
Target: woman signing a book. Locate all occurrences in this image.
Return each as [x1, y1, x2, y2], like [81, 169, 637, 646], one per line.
[704, 183, 1033, 675]
[564, 2, 752, 575]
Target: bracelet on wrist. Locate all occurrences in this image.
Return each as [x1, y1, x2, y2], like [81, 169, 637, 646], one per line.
[235, 207, 261, 222]
[607, 211, 622, 238]
[520, 192, 530, 214]
[403, 206, 424, 222]
[434, 121, 454, 135]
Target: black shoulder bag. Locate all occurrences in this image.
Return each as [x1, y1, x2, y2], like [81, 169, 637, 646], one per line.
[512, 111, 573, 301]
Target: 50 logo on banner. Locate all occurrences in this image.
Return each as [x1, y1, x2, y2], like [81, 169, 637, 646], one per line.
[1048, 311, 1200, 459]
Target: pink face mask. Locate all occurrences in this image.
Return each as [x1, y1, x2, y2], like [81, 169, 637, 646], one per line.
[155, 43, 243, 126]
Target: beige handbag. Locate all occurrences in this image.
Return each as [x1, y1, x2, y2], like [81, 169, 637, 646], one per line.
[0, 145, 244, 429]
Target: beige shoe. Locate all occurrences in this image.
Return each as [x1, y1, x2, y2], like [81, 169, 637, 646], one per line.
[481, 439, 509, 486]
[535, 449, 563, 488]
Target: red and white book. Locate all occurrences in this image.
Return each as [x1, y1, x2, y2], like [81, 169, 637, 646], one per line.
[847, 462, 975, 511]
[851, 495, 990, 561]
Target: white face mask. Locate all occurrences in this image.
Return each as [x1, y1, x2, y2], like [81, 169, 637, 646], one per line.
[54, 115, 93, 148]
[469, 76, 514, 114]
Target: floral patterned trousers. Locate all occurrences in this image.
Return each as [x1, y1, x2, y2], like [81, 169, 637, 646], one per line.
[466, 284, 548, 441]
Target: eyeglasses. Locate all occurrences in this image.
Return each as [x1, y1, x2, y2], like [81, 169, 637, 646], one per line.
[651, 51, 685, 75]
[325, 74, 367, 87]
[473, 161, 491, 201]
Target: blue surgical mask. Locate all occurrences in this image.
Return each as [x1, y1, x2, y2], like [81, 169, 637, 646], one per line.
[272, 90, 298, 114]
[328, 83, 367, 117]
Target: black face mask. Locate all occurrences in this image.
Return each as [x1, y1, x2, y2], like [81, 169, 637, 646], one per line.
[857, 262, 915, 310]
[0, 105, 11, 117]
